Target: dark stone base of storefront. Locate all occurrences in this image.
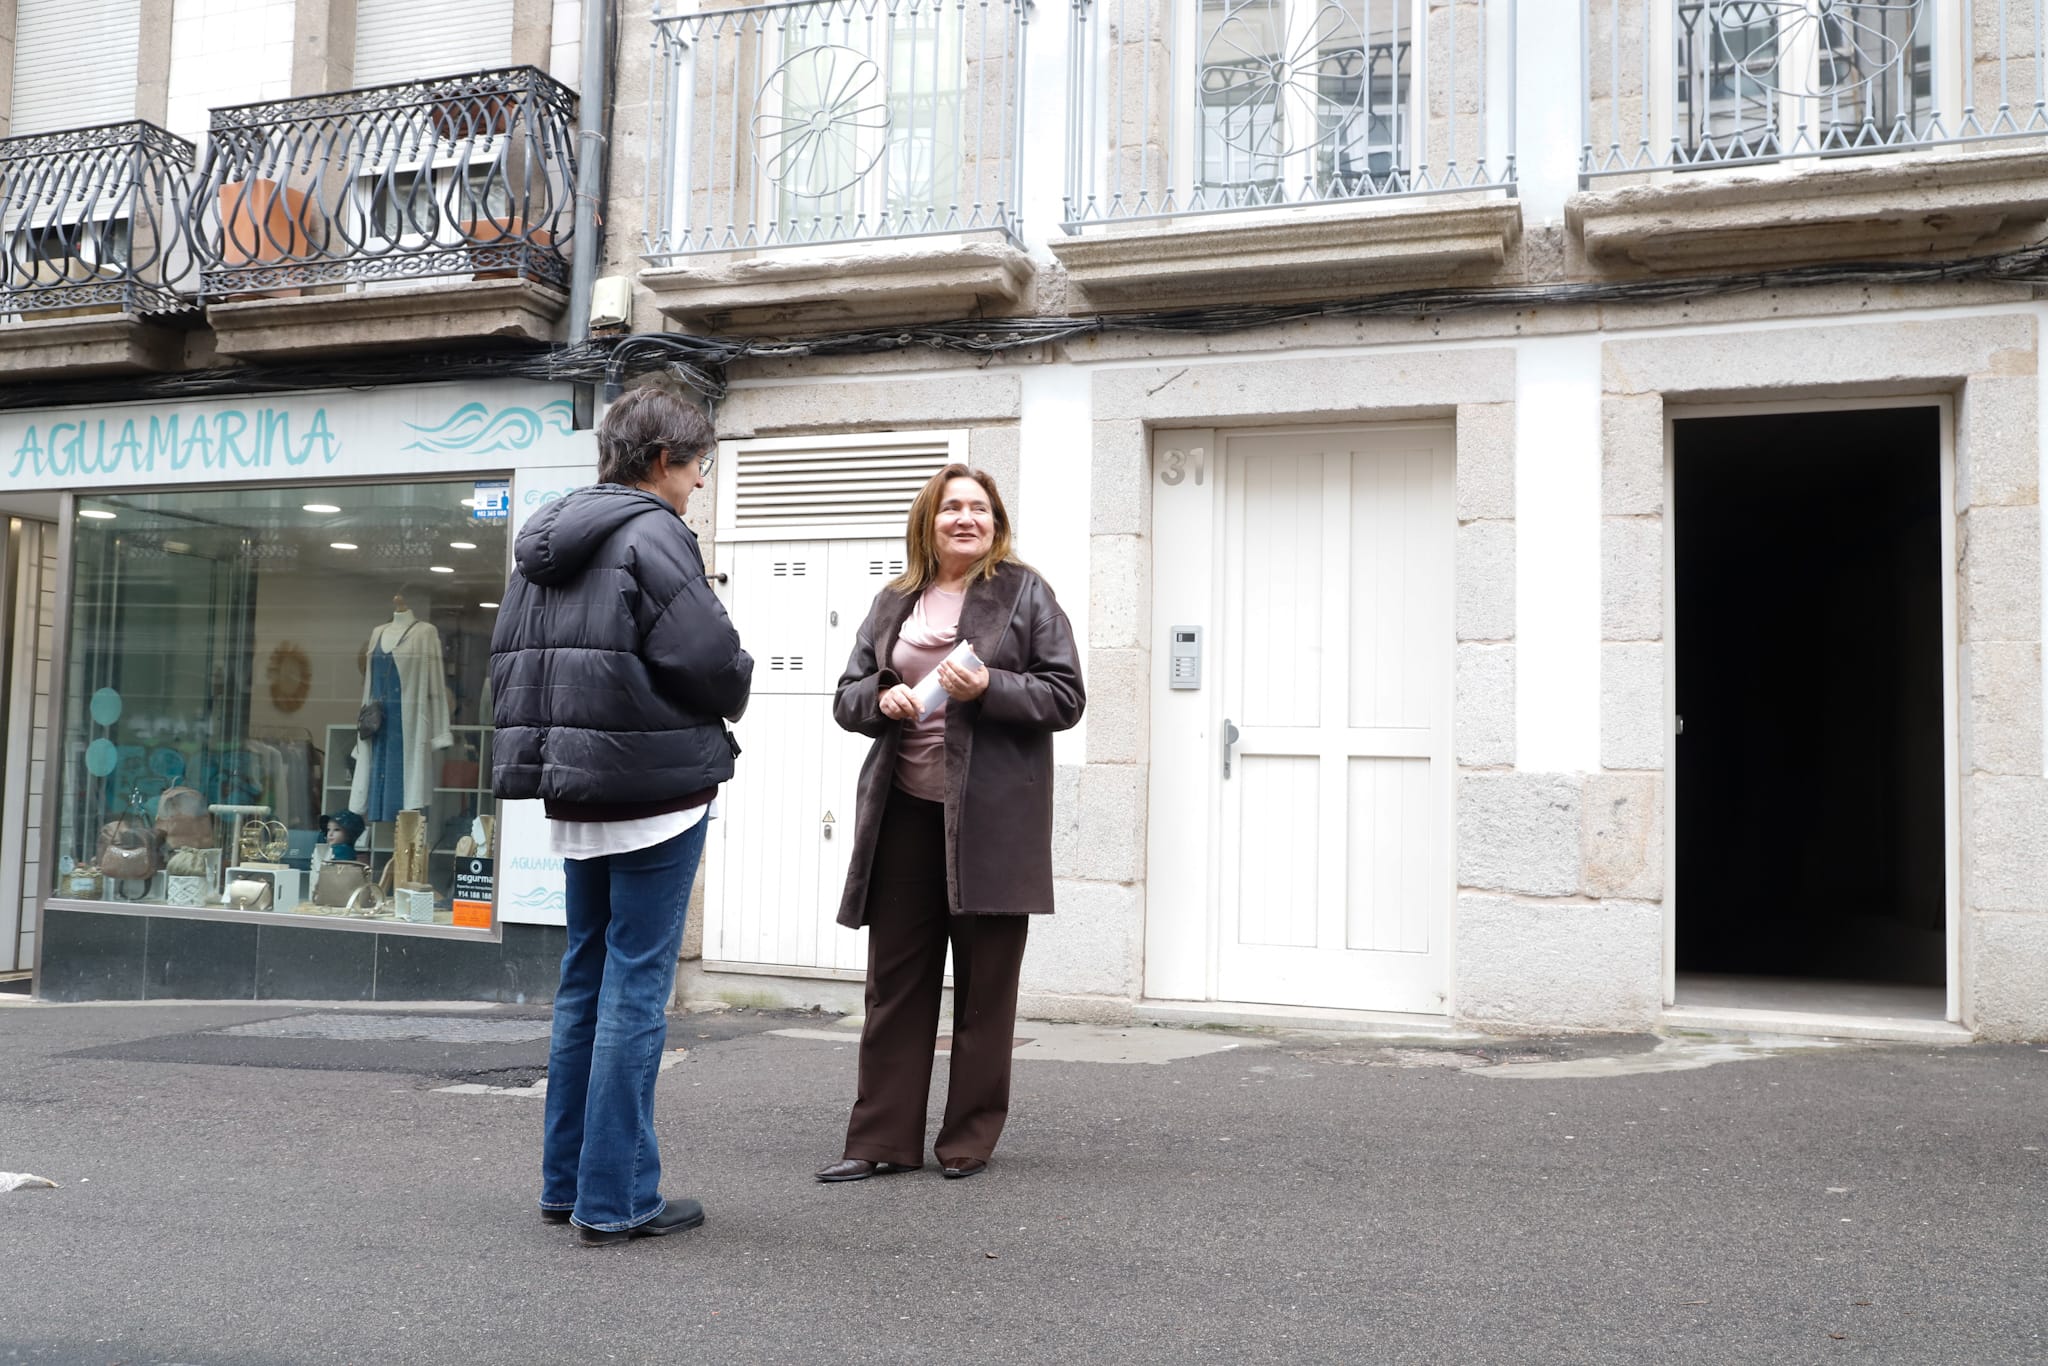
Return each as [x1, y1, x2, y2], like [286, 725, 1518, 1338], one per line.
[35, 907, 568, 1004]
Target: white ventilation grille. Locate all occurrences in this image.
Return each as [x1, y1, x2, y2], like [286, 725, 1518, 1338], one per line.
[716, 430, 966, 542]
[868, 558, 907, 576]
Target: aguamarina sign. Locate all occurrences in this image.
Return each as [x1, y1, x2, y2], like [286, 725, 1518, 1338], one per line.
[0, 381, 587, 490]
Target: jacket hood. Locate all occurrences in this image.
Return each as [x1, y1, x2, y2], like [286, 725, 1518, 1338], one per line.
[515, 484, 679, 586]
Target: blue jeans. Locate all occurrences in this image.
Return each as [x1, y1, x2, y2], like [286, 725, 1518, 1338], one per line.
[541, 820, 706, 1231]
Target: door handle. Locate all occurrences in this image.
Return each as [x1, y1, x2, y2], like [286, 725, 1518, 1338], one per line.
[1221, 718, 1240, 779]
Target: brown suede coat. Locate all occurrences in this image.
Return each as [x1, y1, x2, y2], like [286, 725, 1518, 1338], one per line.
[833, 560, 1085, 926]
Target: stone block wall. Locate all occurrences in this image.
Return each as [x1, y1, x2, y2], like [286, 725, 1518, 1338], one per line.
[1600, 313, 2048, 1040]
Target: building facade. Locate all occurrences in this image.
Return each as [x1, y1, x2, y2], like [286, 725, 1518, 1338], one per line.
[613, 0, 2048, 1041]
[6, 0, 2046, 1041]
[0, 0, 599, 998]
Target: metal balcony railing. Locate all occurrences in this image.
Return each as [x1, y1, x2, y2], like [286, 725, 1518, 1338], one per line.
[194, 67, 577, 296]
[0, 121, 197, 318]
[1063, 0, 1515, 228]
[1582, 0, 2048, 180]
[643, 0, 1031, 259]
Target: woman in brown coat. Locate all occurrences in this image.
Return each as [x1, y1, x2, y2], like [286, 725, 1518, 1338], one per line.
[816, 464, 1084, 1182]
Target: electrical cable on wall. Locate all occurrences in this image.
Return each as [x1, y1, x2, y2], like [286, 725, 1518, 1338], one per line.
[7, 241, 2048, 415]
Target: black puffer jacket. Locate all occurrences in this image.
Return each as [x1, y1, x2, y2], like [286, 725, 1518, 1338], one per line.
[490, 484, 752, 813]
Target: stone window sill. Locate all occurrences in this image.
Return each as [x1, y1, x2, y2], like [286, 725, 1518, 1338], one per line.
[205, 277, 568, 362]
[1050, 197, 1523, 312]
[0, 313, 186, 379]
[1568, 146, 2048, 273]
[638, 234, 1034, 334]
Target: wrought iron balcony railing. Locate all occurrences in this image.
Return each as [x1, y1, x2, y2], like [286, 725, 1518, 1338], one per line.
[1582, 0, 2048, 180]
[643, 0, 1032, 259]
[0, 121, 197, 319]
[194, 67, 577, 296]
[1063, 0, 1515, 228]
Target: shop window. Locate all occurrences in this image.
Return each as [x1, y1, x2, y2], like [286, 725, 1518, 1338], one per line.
[52, 480, 508, 928]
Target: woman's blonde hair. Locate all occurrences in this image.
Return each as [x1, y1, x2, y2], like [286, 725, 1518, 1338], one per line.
[891, 464, 1016, 593]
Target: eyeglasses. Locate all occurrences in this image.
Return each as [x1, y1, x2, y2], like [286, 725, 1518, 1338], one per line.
[660, 447, 715, 478]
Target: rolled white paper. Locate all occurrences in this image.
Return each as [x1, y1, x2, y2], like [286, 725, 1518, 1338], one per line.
[909, 640, 983, 720]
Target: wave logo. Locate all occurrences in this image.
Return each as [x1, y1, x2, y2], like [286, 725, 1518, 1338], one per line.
[509, 886, 566, 914]
[405, 399, 575, 455]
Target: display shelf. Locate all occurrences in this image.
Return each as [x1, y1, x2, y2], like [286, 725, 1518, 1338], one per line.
[320, 722, 495, 900]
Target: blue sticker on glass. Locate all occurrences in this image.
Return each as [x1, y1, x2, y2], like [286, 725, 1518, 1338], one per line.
[89, 687, 123, 727]
[85, 737, 120, 777]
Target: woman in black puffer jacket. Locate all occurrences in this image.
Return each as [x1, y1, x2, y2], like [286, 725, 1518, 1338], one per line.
[491, 387, 751, 1247]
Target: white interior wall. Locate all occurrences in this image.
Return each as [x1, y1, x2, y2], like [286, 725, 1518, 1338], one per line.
[165, 0, 296, 145]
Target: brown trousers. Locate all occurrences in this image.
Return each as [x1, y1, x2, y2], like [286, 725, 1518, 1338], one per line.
[842, 788, 1030, 1168]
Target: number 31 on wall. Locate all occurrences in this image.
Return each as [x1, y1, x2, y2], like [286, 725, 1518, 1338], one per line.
[1158, 446, 1207, 486]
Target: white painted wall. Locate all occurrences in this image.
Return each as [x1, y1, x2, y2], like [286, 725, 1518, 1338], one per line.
[2039, 301, 2048, 777]
[1513, 336, 1603, 773]
[1512, 0, 1583, 226]
[1016, 365, 1092, 767]
[165, 0, 296, 146]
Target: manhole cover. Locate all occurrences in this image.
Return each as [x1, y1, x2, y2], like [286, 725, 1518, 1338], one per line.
[213, 1014, 553, 1044]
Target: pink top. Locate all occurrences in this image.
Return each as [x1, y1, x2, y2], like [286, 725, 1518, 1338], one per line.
[891, 585, 964, 803]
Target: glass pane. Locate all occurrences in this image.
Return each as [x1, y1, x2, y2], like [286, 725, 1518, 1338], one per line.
[1197, 0, 1405, 202]
[54, 481, 507, 927]
[1676, 0, 1934, 163]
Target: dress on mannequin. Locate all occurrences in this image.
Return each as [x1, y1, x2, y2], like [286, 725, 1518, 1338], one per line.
[350, 602, 454, 821]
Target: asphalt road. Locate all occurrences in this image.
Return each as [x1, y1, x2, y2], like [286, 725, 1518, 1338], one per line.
[1, 1002, 2043, 1365]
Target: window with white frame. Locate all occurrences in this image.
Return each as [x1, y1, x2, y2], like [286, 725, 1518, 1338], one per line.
[753, 0, 968, 241]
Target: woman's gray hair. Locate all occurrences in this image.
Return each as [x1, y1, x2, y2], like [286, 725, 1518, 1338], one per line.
[597, 387, 715, 487]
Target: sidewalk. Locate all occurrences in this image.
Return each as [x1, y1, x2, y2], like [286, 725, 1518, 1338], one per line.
[1, 1002, 2043, 1365]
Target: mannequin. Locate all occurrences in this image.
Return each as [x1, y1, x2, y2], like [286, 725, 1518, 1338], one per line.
[349, 590, 454, 822]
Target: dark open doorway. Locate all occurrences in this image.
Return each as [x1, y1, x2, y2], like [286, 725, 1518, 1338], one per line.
[1673, 407, 1947, 995]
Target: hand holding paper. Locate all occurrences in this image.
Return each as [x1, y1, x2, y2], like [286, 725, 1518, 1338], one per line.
[910, 640, 985, 718]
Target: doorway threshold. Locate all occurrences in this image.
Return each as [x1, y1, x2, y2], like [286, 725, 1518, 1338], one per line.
[1666, 973, 1968, 1044]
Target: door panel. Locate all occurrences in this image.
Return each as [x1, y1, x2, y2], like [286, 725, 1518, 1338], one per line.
[1207, 426, 1453, 1014]
[706, 538, 900, 973]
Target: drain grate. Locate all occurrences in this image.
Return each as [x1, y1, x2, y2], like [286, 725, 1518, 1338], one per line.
[213, 1014, 553, 1045]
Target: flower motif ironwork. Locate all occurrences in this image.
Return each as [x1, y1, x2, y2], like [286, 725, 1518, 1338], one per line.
[1200, 1, 1367, 162]
[1709, 0, 1922, 98]
[753, 44, 892, 199]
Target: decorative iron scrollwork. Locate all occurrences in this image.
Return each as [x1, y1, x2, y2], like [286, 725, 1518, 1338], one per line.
[752, 44, 893, 198]
[1707, 0, 1922, 98]
[1199, 1, 1368, 162]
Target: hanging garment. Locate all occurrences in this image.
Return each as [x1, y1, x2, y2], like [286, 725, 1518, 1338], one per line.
[349, 615, 454, 816]
[360, 639, 408, 822]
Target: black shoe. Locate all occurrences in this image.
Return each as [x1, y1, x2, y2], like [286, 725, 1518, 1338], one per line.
[815, 1159, 922, 1183]
[577, 1199, 705, 1246]
[540, 1208, 573, 1225]
[941, 1158, 987, 1180]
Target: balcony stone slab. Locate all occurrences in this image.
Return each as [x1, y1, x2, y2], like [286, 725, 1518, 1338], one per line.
[1569, 147, 2048, 272]
[0, 313, 188, 379]
[205, 277, 568, 361]
[1050, 198, 1523, 311]
[638, 236, 1035, 333]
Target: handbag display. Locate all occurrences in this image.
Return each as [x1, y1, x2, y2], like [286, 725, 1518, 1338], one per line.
[96, 819, 159, 882]
[154, 786, 215, 849]
[357, 701, 385, 740]
[312, 858, 372, 908]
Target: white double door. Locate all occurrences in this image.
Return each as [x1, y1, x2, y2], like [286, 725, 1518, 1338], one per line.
[705, 538, 904, 973]
[1147, 425, 1455, 1014]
